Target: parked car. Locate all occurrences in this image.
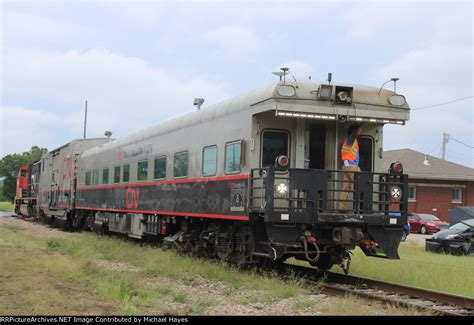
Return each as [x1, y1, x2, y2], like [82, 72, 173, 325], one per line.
[425, 219, 474, 256]
[408, 213, 449, 235]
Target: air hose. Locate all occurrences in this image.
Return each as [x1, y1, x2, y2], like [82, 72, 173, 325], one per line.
[303, 236, 320, 263]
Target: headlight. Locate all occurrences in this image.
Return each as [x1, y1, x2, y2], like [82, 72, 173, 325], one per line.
[389, 94, 406, 106]
[275, 182, 289, 197]
[446, 234, 459, 240]
[337, 91, 352, 103]
[277, 85, 296, 97]
[389, 185, 402, 202]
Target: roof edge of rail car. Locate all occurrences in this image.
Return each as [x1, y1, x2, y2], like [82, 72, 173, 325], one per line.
[79, 80, 410, 159]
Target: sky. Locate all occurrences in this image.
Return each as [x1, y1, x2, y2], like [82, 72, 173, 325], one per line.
[1, 0, 473, 167]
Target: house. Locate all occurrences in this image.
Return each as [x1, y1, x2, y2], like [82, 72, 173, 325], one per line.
[382, 149, 474, 222]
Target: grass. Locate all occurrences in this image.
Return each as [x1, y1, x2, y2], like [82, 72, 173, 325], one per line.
[293, 241, 474, 298]
[0, 201, 14, 212]
[0, 220, 435, 315]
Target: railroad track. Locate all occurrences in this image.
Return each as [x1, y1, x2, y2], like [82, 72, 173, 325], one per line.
[282, 263, 474, 316]
[9, 212, 473, 315]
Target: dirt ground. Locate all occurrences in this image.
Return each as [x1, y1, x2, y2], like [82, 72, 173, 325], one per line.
[404, 233, 432, 248]
[0, 214, 427, 315]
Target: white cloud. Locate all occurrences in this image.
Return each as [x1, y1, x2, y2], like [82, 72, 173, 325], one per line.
[1, 47, 230, 156]
[0, 106, 61, 156]
[204, 26, 262, 58]
[1, 9, 91, 47]
[101, 1, 162, 26]
[373, 9, 473, 166]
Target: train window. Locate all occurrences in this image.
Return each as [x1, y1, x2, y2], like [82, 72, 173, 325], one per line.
[114, 166, 120, 183]
[261, 130, 289, 167]
[85, 171, 92, 186]
[137, 160, 148, 181]
[202, 146, 217, 177]
[225, 141, 241, 174]
[358, 137, 373, 172]
[174, 152, 188, 178]
[154, 156, 167, 180]
[21, 170, 27, 177]
[102, 168, 109, 184]
[123, 164, 130, 183]
[92, 169, 99, 185]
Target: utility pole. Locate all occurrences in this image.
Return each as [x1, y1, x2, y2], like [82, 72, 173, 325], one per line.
[440, 132, 450, 160]
[83, 100, 88, 139]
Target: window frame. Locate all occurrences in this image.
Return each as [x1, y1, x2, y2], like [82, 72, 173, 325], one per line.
[102, 168, 109, 185]
[92, 169, 99, 185]
[357, 135, 374, 172]
[154, 155, 167, 180]
[260, 129, 290, 168]
[452, 187, 462, 203]
[85, 171, 92, 186]
[202, 145, 218, 177]
[224, 140, 243, 175]
[113, 165, 121, 184]
[122, 164, 130, 183]
[408, 185, 416, 202]
[173, 151, 189, 179]
[137, 159, 149, 182]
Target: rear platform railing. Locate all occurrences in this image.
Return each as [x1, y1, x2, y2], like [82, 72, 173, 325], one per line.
[249, 167, 408, 221]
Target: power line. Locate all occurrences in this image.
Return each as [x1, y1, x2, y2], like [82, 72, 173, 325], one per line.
[450, 136, 474, 149]
[446, 149, 473, 161]
[426, 140, 443, 156]
[412, 96, 473, 111]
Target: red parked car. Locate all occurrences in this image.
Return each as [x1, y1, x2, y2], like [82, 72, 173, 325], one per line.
[408, 213, 449, 235]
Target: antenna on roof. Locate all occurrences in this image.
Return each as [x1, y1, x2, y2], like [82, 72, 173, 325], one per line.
[193, 98, 205, 110]
[272, 67, 290, 82]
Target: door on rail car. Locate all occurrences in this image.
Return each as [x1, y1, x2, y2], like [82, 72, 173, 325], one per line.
[261, 129, 290, 167]
[308, 124, 326, 170]
[358, 136, 373, 172]
[50, 152, 60, 208]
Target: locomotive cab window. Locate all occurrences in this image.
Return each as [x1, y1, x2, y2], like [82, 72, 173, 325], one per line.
[202, 146, 217, 177]
[154, 156, 166, 180]
[114, 166, 120, 183]
[225, 141, 242, 174]
[137, 160, 148, 181]
[174, 152, 188, 178]
[102, 168, 109, 184]
[261, 130, 289, 167]
[123, 164, 130, 183]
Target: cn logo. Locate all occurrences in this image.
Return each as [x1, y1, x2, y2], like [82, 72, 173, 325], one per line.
[126, 188, 139, 209]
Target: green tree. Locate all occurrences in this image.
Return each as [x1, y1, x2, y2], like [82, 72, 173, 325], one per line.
[0, 146, 48, 202]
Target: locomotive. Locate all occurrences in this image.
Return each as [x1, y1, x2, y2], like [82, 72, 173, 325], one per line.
[15, 74, 410, 273]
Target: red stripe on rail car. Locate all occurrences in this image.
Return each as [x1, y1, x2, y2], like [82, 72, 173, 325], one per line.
[75, 206, 249, 221]
[76, 174, 249, 191]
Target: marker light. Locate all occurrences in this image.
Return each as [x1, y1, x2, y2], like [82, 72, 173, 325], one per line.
[275, 183, 289, 196]
[276, 155, 289, 168]
[389, 185, 402, 202]
[390, 161, 403, 175]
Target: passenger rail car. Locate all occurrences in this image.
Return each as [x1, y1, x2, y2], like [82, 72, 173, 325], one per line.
[24, 77, 410, 273]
